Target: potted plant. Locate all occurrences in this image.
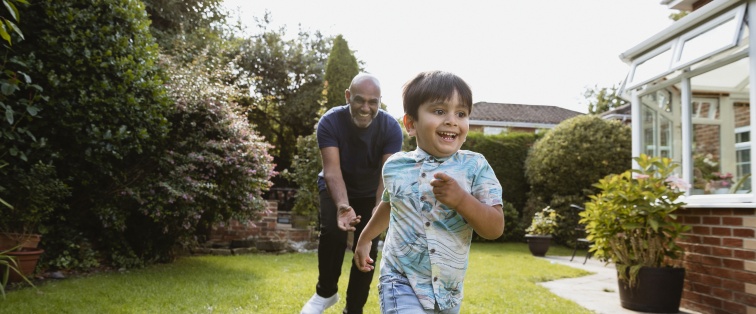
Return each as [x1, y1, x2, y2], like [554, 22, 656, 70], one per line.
[525, 206, 560, 257]
[0, 162, 69, 283]
[580, 154, 690, 313]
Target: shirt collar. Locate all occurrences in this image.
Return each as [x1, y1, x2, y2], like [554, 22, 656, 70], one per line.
[411, 147, 455, 163]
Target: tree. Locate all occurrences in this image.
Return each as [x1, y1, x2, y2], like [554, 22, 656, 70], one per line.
[585, 85, 628, 114]
[141, 0, 227, 50]
[323, 35, 359, 109]
[234, 17, 332, 177]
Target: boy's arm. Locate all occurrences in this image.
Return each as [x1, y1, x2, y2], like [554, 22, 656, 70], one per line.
[430, 172, 504, 239]
[374, 153, 393, 207]
[354, 201, 391, 272]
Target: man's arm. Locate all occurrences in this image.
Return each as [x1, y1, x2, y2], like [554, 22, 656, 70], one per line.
[321, 146, 359, 231]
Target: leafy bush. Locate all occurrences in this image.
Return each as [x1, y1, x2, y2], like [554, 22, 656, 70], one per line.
[14, 0, 173, 268]
[524, 115, 631, 244]
[282, 131, 321, 223]
[581, 154, 689, 287]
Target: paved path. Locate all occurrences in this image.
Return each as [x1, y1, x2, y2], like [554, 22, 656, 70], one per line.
[538, 255, 700, 314]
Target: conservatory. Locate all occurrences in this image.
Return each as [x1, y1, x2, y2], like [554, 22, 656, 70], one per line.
[619, 1, 756, 312]
[620, 0, 755, 205]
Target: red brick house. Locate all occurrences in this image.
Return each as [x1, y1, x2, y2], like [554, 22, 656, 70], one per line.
[469, 102, 583, 134]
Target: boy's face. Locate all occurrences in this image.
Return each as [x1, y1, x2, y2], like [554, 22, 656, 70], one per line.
[404, 90, 469, 158]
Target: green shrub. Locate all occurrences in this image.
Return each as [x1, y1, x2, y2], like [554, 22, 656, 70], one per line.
[282, 131, 321, 224]
[14, 0, 173, 268]
[524, 115, 631, 244]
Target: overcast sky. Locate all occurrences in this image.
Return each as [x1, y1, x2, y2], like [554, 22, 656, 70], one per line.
[223, 0, 678, 118]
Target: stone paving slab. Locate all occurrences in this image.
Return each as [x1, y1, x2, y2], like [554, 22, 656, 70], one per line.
[538, 255, 700, 314]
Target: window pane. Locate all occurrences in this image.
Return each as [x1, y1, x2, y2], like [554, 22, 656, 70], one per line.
[640, 93, 674, 159]
[689, 57, 749, 195]
[630, 48, 673, 88]
[678, 16, 739, 66]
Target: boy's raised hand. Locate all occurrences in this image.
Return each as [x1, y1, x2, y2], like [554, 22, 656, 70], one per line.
[430, 172, 465, 209]
[353, 241, 374, 272]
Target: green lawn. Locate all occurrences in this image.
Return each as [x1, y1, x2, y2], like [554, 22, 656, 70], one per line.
[1, 243, 593, 313]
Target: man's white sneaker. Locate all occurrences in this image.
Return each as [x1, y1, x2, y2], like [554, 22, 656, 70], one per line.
[301, 293, 339, 314]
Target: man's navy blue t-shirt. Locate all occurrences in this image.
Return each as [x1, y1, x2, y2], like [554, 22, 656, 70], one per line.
[317, 105, 403, 199]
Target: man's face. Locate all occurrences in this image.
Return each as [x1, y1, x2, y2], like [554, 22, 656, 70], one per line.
[346, 82, 381, 128]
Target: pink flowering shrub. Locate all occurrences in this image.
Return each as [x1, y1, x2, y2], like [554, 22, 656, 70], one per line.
[108, 54, 276, 266]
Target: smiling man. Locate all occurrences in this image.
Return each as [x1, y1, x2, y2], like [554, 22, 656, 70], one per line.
[301, 74, 403, 314]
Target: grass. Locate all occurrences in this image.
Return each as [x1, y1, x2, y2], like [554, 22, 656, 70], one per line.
[1, 243, 594, 313]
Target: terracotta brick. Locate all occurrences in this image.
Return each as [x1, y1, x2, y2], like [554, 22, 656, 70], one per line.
[686, 216, 702, 224]
[701, 294, 724, 307]
[693, 283, 712, 293]
[702, 255, 724, 267]
[685, 235, 702, 244]
[721, 301, 747, 314]
[724, 279, 745, 291]
[724, 237, 745, 248]
[724, 258, 745, 270]
[700, 274, 724, 286]
[703, 236, 723, 245]
[712, 247, 733, 257]
[710, 208, 734, 216]
[713, 227, 733, 236]
[734, 228, 756, 238]
[711, 267, 734, 279]
[690, 245, 713, 255]
[704, 216, 722, 225]
[693, 225, 712, 235]
[712, 286, 734, 299]
[735, 250, 756, 260]
[734, 292, 756, 307]
[723, 217, 744, 226]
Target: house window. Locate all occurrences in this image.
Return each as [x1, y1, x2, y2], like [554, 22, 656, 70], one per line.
[735, 124, 751, 192]
[640, 90, 673, 158]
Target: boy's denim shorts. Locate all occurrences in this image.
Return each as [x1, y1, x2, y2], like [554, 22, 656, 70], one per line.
[378, 274, 461, 314]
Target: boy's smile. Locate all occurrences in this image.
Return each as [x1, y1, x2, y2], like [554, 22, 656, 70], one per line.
[405, 90, 469, 158]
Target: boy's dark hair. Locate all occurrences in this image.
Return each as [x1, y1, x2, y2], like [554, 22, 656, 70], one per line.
[402, 71, 473, 120]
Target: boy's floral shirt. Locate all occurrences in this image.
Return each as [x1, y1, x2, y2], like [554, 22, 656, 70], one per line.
[379, 148, 503, 310]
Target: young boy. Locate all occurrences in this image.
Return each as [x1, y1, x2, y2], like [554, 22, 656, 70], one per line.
[353, 71, 504, 313]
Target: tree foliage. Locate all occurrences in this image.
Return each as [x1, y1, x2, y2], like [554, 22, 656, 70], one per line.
[11, 0, 173, 268]
[323, 34, 358, 109]
[141, 0, 227, 50]
[585, 85, 628, 114]
[234, 18, 332, 176]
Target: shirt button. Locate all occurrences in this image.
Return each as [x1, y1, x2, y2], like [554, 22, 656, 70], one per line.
[421, 172, 426, 178]
[433, 277, 438, 282]
[430, 248, 435, 254]
[425, 222, 430, 227]
[420, 196, 426, 201]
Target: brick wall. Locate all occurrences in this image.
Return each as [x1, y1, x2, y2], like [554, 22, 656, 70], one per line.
[210, 200, 313, 244]
[677, 207, 756, 314]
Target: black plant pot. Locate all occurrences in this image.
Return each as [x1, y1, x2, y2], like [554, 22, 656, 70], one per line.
[618, 266, 685, 313]
[525, 235, 551, 257]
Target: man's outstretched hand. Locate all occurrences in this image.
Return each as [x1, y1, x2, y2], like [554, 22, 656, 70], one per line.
[337, 205, 361, 231]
